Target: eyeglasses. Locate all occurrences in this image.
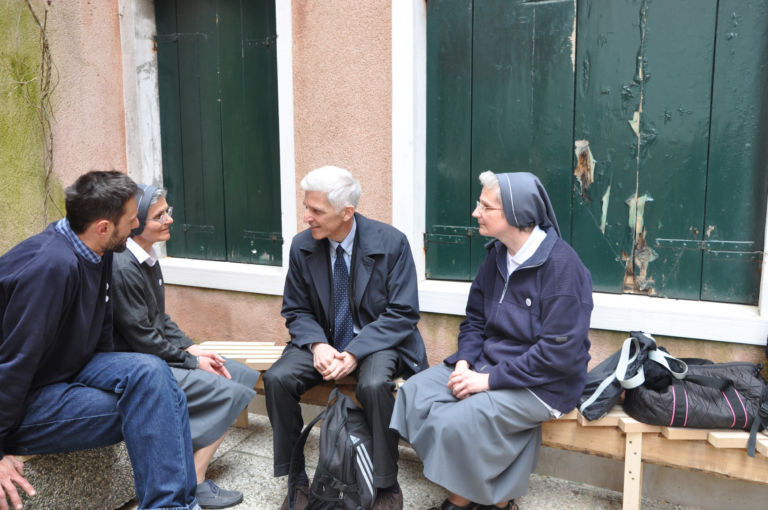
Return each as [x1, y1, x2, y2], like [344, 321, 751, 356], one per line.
[148, 206, 173, 223]
[475, 201, 503, 213]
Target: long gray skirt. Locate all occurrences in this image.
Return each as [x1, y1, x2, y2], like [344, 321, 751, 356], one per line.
[171, 359, 259, 449]
[390, 364, 552, 505]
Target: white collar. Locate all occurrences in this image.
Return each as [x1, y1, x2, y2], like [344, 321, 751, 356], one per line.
[507, 225, 546, 275]
[127, 237, 159, 267]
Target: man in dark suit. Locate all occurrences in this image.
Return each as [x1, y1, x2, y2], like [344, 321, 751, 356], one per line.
[263, 166, 428, 510]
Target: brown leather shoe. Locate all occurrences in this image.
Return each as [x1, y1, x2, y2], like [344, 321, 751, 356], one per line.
[373, 484, 404, 510]
[279, 484, 309, 510]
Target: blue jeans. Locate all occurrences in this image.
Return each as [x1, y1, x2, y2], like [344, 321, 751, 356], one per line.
[5, 352, 199, 510]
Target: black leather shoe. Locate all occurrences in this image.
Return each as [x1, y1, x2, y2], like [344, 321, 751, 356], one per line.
[475, 501, 518, 510]
[279, 484, 309, 510]
[373, 483, 404, 510]
[427, 498, 476, 510]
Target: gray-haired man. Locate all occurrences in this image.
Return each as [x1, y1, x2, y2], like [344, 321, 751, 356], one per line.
[263, 166, 428, 510]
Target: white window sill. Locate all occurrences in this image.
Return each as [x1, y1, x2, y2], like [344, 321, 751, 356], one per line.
[160, 257, 768, 345]
[418, 279, 768, 346]
[161, 257, 286, 296]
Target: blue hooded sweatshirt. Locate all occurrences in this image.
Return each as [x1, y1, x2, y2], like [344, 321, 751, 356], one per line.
[445, 227, 593, 413]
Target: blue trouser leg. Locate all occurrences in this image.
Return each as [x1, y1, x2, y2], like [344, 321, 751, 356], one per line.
[6, 352, 199, 510]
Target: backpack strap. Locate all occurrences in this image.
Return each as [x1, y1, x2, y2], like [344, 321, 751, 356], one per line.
[286, 388, 342, 510]
[579, 336, 636, 415]
[669, 380, 687, 427]
[617, 336, 647, 389]
[647, 349, 688, 379]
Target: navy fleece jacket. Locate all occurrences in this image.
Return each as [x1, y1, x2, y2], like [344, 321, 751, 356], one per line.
[445, 227, 593, 413]
[0, 224, 113, 459]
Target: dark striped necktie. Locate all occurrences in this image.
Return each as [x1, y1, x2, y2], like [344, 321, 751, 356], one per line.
[333, 244, 354, 351]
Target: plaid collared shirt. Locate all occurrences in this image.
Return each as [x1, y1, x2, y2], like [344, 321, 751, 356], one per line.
[55, 218, 101, 264]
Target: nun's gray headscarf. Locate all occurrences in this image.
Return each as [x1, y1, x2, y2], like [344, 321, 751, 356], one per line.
[131, 183, 161, 237]
[496, 172, 561, 237]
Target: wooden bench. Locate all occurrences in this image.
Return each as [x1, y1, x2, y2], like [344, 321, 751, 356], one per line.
[542, 406, 768, 510]
[200, 341, 404, 427]
[203, 341, 768, 510]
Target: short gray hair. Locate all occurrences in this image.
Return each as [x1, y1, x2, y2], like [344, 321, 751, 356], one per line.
[300, 166, 361, 212]
[478, 170, 502, 203]
[149, 187, 167, 206]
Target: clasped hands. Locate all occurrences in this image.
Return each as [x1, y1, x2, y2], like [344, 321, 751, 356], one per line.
[447, 360, 490, 399]
[311, 343, 357, 381]
[186, 344, 231, 379]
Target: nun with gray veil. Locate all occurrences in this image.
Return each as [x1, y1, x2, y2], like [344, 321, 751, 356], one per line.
[390, 171, 593, 510]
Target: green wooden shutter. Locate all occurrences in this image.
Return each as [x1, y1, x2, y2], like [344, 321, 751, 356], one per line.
[701, 0, 768, 303]
[156, 0, 227, 261]
[426, 0, 766, 304]
[471, 0, 575, 242]
[425, 0, 575, 281]
[572, 0, 767, 303]
[573, 0, 718, 299]
[425, 0, 474, 280]
[156, 0, 282, 265]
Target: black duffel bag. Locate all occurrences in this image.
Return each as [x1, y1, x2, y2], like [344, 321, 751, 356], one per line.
[579, 331, 685, 420]
[624, 360, 768, 456]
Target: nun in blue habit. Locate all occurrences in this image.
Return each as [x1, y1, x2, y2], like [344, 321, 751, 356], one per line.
[390, 171, 593, 510]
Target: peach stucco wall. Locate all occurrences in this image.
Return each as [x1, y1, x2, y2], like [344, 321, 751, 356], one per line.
[292, 0, 393, 228]
[166, 282, 768, 370]
[48, 0, 127, 187]
[165, 286, 288, 344]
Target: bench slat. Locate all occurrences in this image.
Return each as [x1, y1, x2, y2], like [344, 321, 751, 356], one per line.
[708, 431, 751, 449]
[576, 408, 628, 427]
[619, 417, 662, 434]
[756, 438, 768, 457]
[661, 427, 710, 440]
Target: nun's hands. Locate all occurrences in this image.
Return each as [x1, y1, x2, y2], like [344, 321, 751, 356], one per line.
[452, 360, 470, 374]
[197, 356, 232, 379]
[447, 368, 490, 399]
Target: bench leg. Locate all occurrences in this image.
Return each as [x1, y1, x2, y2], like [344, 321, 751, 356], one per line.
[622, 432, 643, 510]
[235, 409, 249, 428]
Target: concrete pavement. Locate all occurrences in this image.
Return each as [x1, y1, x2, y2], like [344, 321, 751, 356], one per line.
[122, 412, 691, 510]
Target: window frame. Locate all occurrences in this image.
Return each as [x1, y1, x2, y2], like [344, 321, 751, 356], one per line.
[119, 0, 296, 295]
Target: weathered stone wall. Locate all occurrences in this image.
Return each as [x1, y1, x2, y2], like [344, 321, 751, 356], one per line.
[0, 0, 126, 255]
[0, 0, 64, 254]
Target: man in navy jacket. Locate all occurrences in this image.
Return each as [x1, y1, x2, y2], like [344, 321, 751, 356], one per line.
[0, 171, 199, 510]
[263, 166, 427, 510]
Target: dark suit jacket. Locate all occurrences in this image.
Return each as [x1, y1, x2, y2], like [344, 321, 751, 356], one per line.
[281, 213, 428, 375]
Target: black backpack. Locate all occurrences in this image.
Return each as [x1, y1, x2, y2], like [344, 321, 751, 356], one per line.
[287, 388, 376, 510]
